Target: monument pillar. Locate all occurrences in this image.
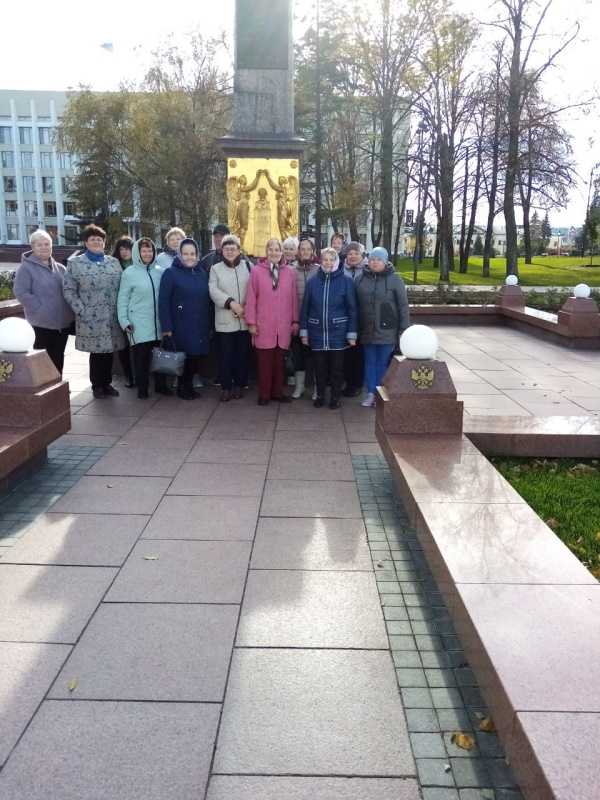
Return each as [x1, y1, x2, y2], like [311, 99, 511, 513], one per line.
[219, 0, 305, 256]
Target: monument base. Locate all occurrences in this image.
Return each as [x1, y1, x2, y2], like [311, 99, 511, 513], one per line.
[496, 284, 525, 309]
[557, 296, 600, 337]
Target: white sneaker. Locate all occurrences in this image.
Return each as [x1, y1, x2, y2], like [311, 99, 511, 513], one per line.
[312, 387, 318, 401]
[361, 392, 376, 407]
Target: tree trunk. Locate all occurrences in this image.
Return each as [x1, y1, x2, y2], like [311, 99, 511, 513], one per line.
[503, 7, 523, 277]
[522, 200, 531, 263]
[459, 148, 469, 272]
[433, 218, 441, 271]
[464, 144, 482, 271]
[381, 108, 394, 253]
[439, 134, 453, 282]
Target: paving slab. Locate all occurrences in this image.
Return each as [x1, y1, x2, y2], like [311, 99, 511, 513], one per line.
[200, 419, 277, 440]
[75, 397, 157, 417]
[0, 642, 71, 765]
[69, 415, 138, 436]
[142, 496, 260, 541]
[136, 402, 216, 429]
[53, 434, 120, 448]
[345, 422, 378, 442]
[267, 451, 354, 480]
[105, 540, 251, 603]
[0, 700, 219, 800]
[86, 447, 188, 477]
[214, 648, 415, 776]
[261, 479, 361, 518]
[49, 603, 237, 701]
[207, 776, 421, 799]
[237, 570, 387, 648]
[50, 476, 170, 515]
[0, 513, 148, 566]
[251, 517, 370, 570]
[116, 425, 199, 451]
[168, 462, 267, 496]
[273, 429, 349, 453]
[275, 413, 346, 431]
[0, 564, 117, 643]
[186, 439, 272, 464]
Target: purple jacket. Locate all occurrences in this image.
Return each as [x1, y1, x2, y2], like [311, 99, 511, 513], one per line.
[245, 259, 298, 350]
[13, 251, 74, 330]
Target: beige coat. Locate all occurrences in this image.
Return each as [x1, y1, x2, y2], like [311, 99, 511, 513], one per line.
[209, 259, 252, 333]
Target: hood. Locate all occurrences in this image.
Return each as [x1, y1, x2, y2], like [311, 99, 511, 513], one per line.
[363, 261, 395, 277]
[132, 238, 157, 269]
[21, 249, 56, 270]
[318, 263, 344, 280]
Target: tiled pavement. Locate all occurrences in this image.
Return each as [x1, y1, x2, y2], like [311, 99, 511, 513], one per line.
[3, 324, 597, 798]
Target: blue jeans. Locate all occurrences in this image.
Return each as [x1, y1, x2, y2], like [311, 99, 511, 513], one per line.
[363, 343, 395, 394]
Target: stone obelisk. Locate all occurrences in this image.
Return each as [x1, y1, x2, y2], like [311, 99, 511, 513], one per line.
[219, 0, 304, 256]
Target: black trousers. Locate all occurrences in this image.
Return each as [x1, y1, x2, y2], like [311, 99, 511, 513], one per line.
[181, 356, 205, 390]
[89, 352, 114, 389]
[217, 331, 250, 391]
[132, 341, 167, 394]
[344, 342, 364, 390]
[33, 326, 70, 375]
[118, 342, 134, 384]
[291, 335, 312, 372]
[313, 350, 345, 400]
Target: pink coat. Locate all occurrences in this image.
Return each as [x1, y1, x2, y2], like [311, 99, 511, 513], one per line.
[245, 259, 299, 350]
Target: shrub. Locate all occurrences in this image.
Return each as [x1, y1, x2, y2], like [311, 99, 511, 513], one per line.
[0, 271, 15, 301]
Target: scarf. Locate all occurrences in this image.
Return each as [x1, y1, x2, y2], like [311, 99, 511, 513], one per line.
[84, 249, 105, 263]
[178, 237, 200, 268]
[163, 246, 177, 258]
[270, 262, 280, 290]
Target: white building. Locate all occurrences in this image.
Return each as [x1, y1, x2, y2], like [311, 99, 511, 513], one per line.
[0, 90, 79, 245]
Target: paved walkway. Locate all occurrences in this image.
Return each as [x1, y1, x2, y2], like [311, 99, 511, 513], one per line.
[4, 322, 596, 799]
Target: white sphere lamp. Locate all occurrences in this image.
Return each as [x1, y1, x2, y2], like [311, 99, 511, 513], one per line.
[400, 325, 439, 360]
[0, 317, 36, 353]
[573, 283, 591, 299]
[505, 275, 519, 286]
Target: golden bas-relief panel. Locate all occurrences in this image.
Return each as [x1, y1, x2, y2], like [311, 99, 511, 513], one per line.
[227, 158, 299, 256]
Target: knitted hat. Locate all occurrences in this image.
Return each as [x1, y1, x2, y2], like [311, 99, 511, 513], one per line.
[369, 246, 388, 262]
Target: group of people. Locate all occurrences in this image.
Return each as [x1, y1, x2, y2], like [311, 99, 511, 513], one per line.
[13, 223, 410, 408]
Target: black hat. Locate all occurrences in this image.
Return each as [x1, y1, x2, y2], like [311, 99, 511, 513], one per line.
[213, 223, 230, 236]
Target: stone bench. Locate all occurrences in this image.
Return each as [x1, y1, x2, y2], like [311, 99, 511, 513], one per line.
[376, 354, 600, 800]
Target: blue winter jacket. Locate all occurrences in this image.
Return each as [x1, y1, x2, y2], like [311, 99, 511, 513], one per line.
[300, 267, 358, 351]
[158, 257, 210, 356]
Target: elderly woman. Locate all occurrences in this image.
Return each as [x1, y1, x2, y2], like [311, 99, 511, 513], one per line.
[117, 237, 169, 400]
[158, 238, 210, 400]
[245, 238, 298, 405]
[282, 236, 299, 265]
[290, 238, 318, 399]
[156, 227, 186, 270]
[355, 246, 410, 407]
[342, 241, 367, 397]
[300, 247, 357, 409]
[13, 229, 74, 375]
[112, 234, 135, 388]
[63, 225, 124, 398]
[209, 234, 253, 401]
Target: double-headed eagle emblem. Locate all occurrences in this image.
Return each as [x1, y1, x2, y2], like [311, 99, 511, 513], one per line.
[411, 365, 435, 390]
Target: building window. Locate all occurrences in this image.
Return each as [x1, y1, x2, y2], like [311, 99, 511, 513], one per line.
[62, 176, 73, 194]
[42, 177, 54, 194]
[26, 224, 39, 238]
[3, 176, 16, 193]
[38, 127, 52, 145]
[40, 152, 53, 169]
[23, 175, 36, 193]
[0, 126, 12, 144]
[58, 152, 72, 169]
[63, 201, 77, 216]
[21, 151, 33, 169]
[46, 225, 58, 242]
[64, 225, 79, 244]
[24, 200, 38, 217]
[44, 201, 57, 217]
[1, 150, 14, 168]
[6, 223, 19, 240]
[19, 127, 32, 145]
[5, 200, 18, 216]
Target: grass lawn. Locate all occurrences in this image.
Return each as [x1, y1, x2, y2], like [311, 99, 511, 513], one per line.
[397, 256, 600, 287]
[493, 457, 600, 579]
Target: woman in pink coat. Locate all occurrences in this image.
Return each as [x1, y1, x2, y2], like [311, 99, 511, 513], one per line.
[245, 238, 299, 405]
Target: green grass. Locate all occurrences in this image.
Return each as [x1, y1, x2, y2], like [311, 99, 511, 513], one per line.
[493, 457, 600, 578]
[397, 256, 600, 287]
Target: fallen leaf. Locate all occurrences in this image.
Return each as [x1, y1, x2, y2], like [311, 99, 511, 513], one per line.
[144, 555, 159, 561]
[545, 518, 559, 530]
[595, 532, 600, 543]
[479, 716, 496, 733]
[444, 763, 452, 773]
[376, 562, 384, 568]
[451, 732, 476, 750]
[106, 484, 113, 488]
[68, 678, 78, 692]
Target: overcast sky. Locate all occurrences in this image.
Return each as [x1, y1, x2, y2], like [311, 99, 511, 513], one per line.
[3, 0, 599, 226]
